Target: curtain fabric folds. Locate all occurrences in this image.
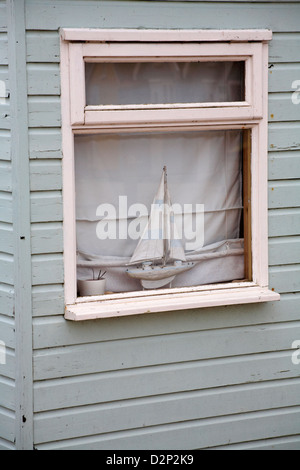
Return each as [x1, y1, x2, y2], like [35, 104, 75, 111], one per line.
[75, 129, 244, 292]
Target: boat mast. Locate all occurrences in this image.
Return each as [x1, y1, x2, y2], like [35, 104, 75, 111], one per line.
[163, 166, 169, 266]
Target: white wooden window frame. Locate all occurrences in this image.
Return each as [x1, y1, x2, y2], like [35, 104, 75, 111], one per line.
[60, 29, 280, 321]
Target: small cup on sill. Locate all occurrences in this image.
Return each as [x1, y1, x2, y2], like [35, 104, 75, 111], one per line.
[77, 278, 106, 297]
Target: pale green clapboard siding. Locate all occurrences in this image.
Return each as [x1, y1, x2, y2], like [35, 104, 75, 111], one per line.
[0, 130, 11, 161]
[30, 191, 62, 223]
[33, 293, 300, 350]
[0, 222, 13, 254]
[32, 285, 64, 317]
[0, 376, 14, 411]
[28, 96, 61, 128]
[26, 31, 60, 64]
[269, 208, 300, 237]
[0, 283, 14, 317]
[269, 236, 300, 265]
[32, 254, 64, 286]
[30, 160, 62, 192]
[0, 407, 15, 444]
[35, 407, 300, 450]
[269, 94, 300, 122]
[270, 265, 300, 293]
[33, 321, 300, 381]
[0, 64, 9, 94]
[0, 191, 12, 224]
[33, 293, 300, 411]
[27, 64, 60, 96]
[25, 0, 300, 32]
[0, 161, 12, 192]
[31, 222, 63, 255]
[269, 181, 300, 209]
[12, 0, 300, 450]
[0, 32, 7, 64]
[33, 379, 300, 445]
[29, 129, 62, 160]
[269, 64, 300, 93]
[269, 33, 300, 63]
[33, 350, 300, 412]
[211, 435, 300, 451]
[269, 152, 300, 180]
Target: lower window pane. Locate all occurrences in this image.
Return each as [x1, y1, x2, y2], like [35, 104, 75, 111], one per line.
[74, 130, 246, 295]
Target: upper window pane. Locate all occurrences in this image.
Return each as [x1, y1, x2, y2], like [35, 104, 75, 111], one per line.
[85, 61, 245, 106]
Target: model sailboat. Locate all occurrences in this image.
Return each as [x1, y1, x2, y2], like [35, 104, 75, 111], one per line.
[126, 166, 195, 289]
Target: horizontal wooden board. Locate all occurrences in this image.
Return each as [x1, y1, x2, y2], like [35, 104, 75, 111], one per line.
[0, 33, 7, 65]
[29, 128, 62, 159]
[0, 346, 15, 380]
[0, 284, 14, 317]
[269, 122, 300, 152]
[0, 2, 6, 33]
[28, 97, 61, 128]
[268, 93, 300, 122]
[33, 350, 300, 413]
[269, 265, 300, 293]
[269, 236, 300, 266]
[26, 31, 60, 64]
[0, 103, 10, 130]
[269, 180, 300, 208]
[206, 435, 300, 450]
[269, 151, 300, 180]
[269, 208, 300, 237]
[33, 322, 300, 380]
[32, 285, 65, 317]
[269, 33, 300, 63]
[33, 292, 299, 348]
[0, 66, 9, 95]
[0, 377, 15, 412]
[30, 160, 62, 191]
[0, 315, 15, 349]
[27, 64, 60, 96]
[0, 439, 15, 451]
[0, 161, 11, 192]
[33, 378, 300, 444]
[268, 64, 300, 93]
[31, 191, 63, 223]
[0, 223, 13, 254]
[32, 254, 64, 286]
[0, 131, 10, 161]
[25, 1, 300, 32]
[31, 222, 63, 255]
[0, 407, 15, 444]
[35, 406, 300, 450]
[0, 253, 13, 285]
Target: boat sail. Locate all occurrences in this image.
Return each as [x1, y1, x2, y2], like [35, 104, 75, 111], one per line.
[126, 166, 195, 289]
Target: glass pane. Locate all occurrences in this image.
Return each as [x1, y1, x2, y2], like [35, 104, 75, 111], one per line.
[85, 61, 245, 106]
[74, 129, 246, 294]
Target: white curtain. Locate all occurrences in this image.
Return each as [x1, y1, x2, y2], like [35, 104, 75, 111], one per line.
[85, 61, 244, 106]
[75, 130, 244, 292]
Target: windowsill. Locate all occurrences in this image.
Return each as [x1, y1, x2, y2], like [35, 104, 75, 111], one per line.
[65, 283, 280, 321]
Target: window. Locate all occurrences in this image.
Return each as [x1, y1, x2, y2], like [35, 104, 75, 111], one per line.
[60, 29, 280, 320]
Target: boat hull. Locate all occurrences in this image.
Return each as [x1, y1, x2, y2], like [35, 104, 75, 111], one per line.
[127, 262, 195, 283]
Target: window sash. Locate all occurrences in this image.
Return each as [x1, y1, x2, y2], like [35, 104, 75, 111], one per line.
[68, 42, 263, 126]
